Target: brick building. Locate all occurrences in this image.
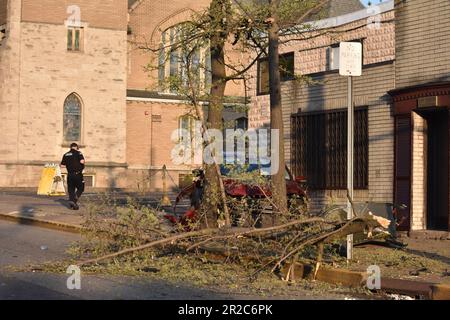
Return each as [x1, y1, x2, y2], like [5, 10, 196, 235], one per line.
[0, 0, 246, 192]
[249, 0, 450, 232]
[2, 0, 449, 233]
[388, 0, 450, 232]
[0, 0, 129, 189]
[125, 0, 247, 192]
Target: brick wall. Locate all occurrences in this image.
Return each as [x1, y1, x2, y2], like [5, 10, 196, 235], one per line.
[127, 0, 246, 97]
[21, 0, 127, 31]
[282, 63, 395, 212]
[395, 0, 450, 88]
[411, 112, 427, 230]
[126, 99, 195, 190]
[127, 100, 194, 168]
[249, 9, 395, 128]
[248, 7, 396, 212]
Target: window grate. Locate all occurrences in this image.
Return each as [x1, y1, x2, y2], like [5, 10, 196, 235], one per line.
[62, 174, 95, 188]
[291, 108, 368, 190]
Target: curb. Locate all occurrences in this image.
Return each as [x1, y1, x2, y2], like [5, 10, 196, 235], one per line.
[281, 262, 449, 300]
[0, 212, 83, 234]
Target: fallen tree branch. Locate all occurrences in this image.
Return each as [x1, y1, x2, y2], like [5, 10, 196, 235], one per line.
[78, 228, 216, 267]
[186, 218, 331, 251]
[272, 215, 386, 272]
[78, 218, 332, 267]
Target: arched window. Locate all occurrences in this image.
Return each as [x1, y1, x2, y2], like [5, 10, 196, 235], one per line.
[159, 24, 211, 93]
[63, 93, 82, 142]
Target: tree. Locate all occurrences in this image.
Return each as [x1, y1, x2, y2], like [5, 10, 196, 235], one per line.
[204, 0, 233, 227]
[138, 0, 330, 227]
[235, 0, 330, 215]
[267, 0, 288, 214]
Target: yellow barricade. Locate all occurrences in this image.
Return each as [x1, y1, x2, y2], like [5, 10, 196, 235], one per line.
[37, 164, 66, 196]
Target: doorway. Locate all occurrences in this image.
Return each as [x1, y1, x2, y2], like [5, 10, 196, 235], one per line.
[424, 109, 449, 230]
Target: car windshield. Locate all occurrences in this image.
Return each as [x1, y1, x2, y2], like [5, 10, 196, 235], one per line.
[220, 164, 267, 176]
[220, 164, 290, 179]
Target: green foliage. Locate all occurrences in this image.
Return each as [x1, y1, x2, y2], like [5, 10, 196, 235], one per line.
[71, 195, 163, 259]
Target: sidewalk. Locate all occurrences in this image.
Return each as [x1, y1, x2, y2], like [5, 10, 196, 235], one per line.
[0, 191, 84, 231]
[0, 190, 187, 233]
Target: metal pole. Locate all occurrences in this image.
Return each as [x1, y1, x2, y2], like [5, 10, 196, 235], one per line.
[161, 165, 172, 206]
[347, 76, 354, 261]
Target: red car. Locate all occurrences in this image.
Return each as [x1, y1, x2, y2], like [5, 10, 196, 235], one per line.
[166, 164, 308, 227]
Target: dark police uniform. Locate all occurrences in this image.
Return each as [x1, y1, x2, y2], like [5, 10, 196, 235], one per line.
[61, 148, 85, 208]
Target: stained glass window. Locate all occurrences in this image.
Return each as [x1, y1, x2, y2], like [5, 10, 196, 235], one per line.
[63, 93, 82, 142]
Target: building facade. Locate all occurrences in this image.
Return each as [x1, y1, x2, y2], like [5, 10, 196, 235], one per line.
[249, 0, 395, 212]
[389, 0, 450, 232]
[0, 0, 247, 192]
[2, 0, 449, 232]
[0, 0, 129, 189]
[249, 0, 450, 232]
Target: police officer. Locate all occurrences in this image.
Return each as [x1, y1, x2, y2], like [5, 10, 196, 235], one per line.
[61, 143, 85, 210]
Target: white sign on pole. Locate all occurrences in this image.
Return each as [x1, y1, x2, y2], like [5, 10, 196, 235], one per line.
[339, 42, 362, 77]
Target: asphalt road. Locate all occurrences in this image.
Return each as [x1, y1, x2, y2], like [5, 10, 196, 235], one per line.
[0, 220, 272, 300]
[0, 220, 363, 300]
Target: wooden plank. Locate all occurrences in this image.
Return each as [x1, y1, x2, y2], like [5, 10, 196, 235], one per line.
[431, 284, 450, 300]
[316, 268, 367, 288]
[380, 278, 433, 298]
[281, 262, 366, 288]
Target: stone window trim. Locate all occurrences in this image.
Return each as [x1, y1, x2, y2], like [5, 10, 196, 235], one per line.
[150, 8, 195, 44]
[65, 21, 88, 52]
[178, 114, 197, 140]
[64, 20, 89, 28]
[178, 114, 202, 164]
[67, 27, 84, 52]
[61, 143, 86, 148]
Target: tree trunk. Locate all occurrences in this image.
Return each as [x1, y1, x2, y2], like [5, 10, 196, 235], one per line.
[268, 0, 288, 215]
[204, 0, 231, 227]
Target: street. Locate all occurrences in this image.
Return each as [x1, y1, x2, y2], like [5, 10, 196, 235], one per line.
[0, 220, 255, 300]
[1, 220, 341, 300]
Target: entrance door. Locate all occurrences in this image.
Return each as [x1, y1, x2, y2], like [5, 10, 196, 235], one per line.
[426, 109, 449, 230]
[394, 115, 411, 231]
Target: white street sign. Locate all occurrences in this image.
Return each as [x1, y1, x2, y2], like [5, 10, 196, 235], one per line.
[339, 42, 362, 77]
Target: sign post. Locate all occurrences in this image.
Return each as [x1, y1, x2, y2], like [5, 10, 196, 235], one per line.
[339, 42, 362, 261]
